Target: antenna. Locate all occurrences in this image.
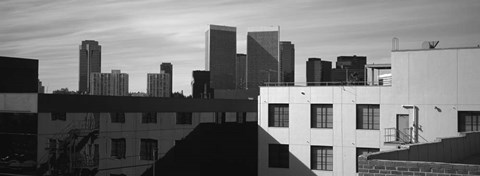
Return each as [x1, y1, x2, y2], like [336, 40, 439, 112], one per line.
[392, 37, 399, 51]
[422, 41, 439, 49]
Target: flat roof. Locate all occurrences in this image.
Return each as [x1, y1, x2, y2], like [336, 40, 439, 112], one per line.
[38, 94, 257, 113]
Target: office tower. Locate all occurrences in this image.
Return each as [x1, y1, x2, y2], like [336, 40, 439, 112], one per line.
[247, 26, 280, 89]
[306, 58, 332, 86]
[79, 40, 101, 93]
[147, 72, 171, 97]
[205, 24, 236, 89]
[192, 70, 213, 99]
[331, 55, 367, 83]
[160, 62, 173, 94]
[38, 79, 45, 93]
[90, 70, 129, 96]
[236, 54, 247, 89]
[280, 41, 295, 83]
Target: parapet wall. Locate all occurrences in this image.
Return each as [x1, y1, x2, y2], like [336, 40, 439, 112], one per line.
[358, 132, 480, 175]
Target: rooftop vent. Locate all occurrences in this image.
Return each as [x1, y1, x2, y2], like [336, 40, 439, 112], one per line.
[422, 41, 439, 49]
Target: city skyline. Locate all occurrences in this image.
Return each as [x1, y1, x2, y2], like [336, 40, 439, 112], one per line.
[1, 1, 480, 95]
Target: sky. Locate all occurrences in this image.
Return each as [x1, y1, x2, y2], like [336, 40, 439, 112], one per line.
[1, 0, 480, 95]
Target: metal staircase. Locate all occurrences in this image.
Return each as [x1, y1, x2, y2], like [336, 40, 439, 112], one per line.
[384, 127, 428, 144]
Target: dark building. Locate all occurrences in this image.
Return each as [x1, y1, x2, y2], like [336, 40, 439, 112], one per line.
[205, 25, 236, 90]
[160, 62, 173, 96]
[306, 58, 332, 86]
[38, 79, 45, 93]
[0, 56, 39, 93]
[192, 70, 213, 99]
[247, 26, 280, 89]
[280, 41, 295, 83]
[331, 55, 366, 83]
[79, 40, 101, 93]
[236, 54, 247, 89]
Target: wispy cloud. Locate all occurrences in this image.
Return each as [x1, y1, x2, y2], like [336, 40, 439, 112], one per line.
[1, 0, 479, 94]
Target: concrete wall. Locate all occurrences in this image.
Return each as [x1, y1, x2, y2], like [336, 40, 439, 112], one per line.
[257, 47, 480, 176]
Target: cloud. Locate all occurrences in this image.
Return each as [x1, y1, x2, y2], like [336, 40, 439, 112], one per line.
[1, 0, 479, 94]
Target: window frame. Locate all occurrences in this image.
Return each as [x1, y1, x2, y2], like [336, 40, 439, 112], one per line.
[311, 146, 333, 171]
[268, 144, 289, 168]
[111, 138, 126, 159]
[140, 139, 157, 160]
[142, 112, 157, 124]
[458, 111, 480, 132]
[176, 112, 193, 125]
[268, 104, 289, 127]
[110, 112, 125, 123]
[356, 104, 380, 130]
[311, 104, 333, 128]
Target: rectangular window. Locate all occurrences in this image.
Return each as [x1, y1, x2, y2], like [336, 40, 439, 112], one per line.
[311, 104, 333, 128]
[111, 138, 126, 159]
[236, 112, 247, 123]
[356, 148, 379, 172]
[142, 112, 157, 124]
[140, 139, 157, 160]
[356, 104, 380, 130]
[51, 112, 66, 121]
[269, 104, 289, 127]
[269, 144, 289, 168]
[458, 111, 480, 132]
[311, 146, 333, 171]
[176, 112, 192, 125]
[215, 112, 226, 124]
[110, 112, 125, 123]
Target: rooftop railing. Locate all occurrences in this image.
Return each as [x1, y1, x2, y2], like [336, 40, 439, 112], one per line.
[262, 81, 391, 87]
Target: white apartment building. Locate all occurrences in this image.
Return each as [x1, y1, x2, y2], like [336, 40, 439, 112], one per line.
[147, 72, 171, 97]
[90, 70, 129, 96]
[257, 47, 480, 176]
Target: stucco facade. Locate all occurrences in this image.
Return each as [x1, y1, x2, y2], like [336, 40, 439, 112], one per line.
[257, 47, 480, 176]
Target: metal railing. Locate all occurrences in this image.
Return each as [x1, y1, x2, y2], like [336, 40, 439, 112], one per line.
[263, 81, 390, 87]
[384, 127, 428, 144]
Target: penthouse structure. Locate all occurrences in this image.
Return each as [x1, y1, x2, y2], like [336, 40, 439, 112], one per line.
[90, 70, 129, 96]
[257, 46, 480, 175]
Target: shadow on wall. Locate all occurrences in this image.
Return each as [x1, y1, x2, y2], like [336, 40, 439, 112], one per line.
[257, 126, 317, 176]
[140, 122, 258, 176]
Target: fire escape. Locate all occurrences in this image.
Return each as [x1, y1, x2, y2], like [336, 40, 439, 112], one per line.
[38, 113, 100, 176]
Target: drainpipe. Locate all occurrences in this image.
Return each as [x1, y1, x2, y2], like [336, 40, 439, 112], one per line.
[402, 105, 418, 143]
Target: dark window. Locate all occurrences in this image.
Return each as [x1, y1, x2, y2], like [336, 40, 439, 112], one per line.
[356, 148, 379, 172]
[236, 112, 247, 123]
[51, 112, 66, 121]
[142, 112, 157, 123]
[269, 104, 289, 127]
[176, 112, 192, 125]
[215, 112, 226, 124]
[458, 111, 480, 132]
[111, 138, 126, 159]
[268, 144, 289, 168]
[140, 139, 157, 160]
[311, 146, 333, 171]
[110, 112, 125, 123]
[356, 104, 380, 130]
[311, 104, 333, 128]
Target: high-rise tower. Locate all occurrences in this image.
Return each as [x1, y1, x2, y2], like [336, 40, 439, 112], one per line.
[247, 26, 280, 89]
[160, 62, 173, 95]
[79, 40, 101, 93]
[205, 24, 237, 90]
[280, 41, 295, 83]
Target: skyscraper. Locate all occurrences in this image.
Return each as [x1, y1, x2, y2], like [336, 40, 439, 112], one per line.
[147, 72, 171, 97]
[247, 26, 280, 89]
[306, 58, 332, 86]
[235, 54, 247, 89]
[90, 70, 129, 96]
[280, 41, 295, 83]
[160, 62, 173, 94]
[331, 55, 367, 83]
[192, 70, 213, 99]
[79, 40, 101, 93]
[205, 24, 236, 90]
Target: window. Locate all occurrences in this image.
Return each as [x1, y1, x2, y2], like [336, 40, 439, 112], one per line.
[269, 144, 289, 168]
[142, 112, 157, 123]
[311, 104, 333, 128]
[311, 146, 333, 171]
[269, 104, 289, 127]
[236, 112, 247, 123]
[51, 112, 66, 121]
[176, 112, 192, 125]
[110, 112, 125, 123]
[111, 138, 126, 159]
[356, 104, 380, 130]
[356, 148, 379, 172]
[458, 111, 480, 132]
[215, 112, 226, 124]
[140, 139, 157, 160]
